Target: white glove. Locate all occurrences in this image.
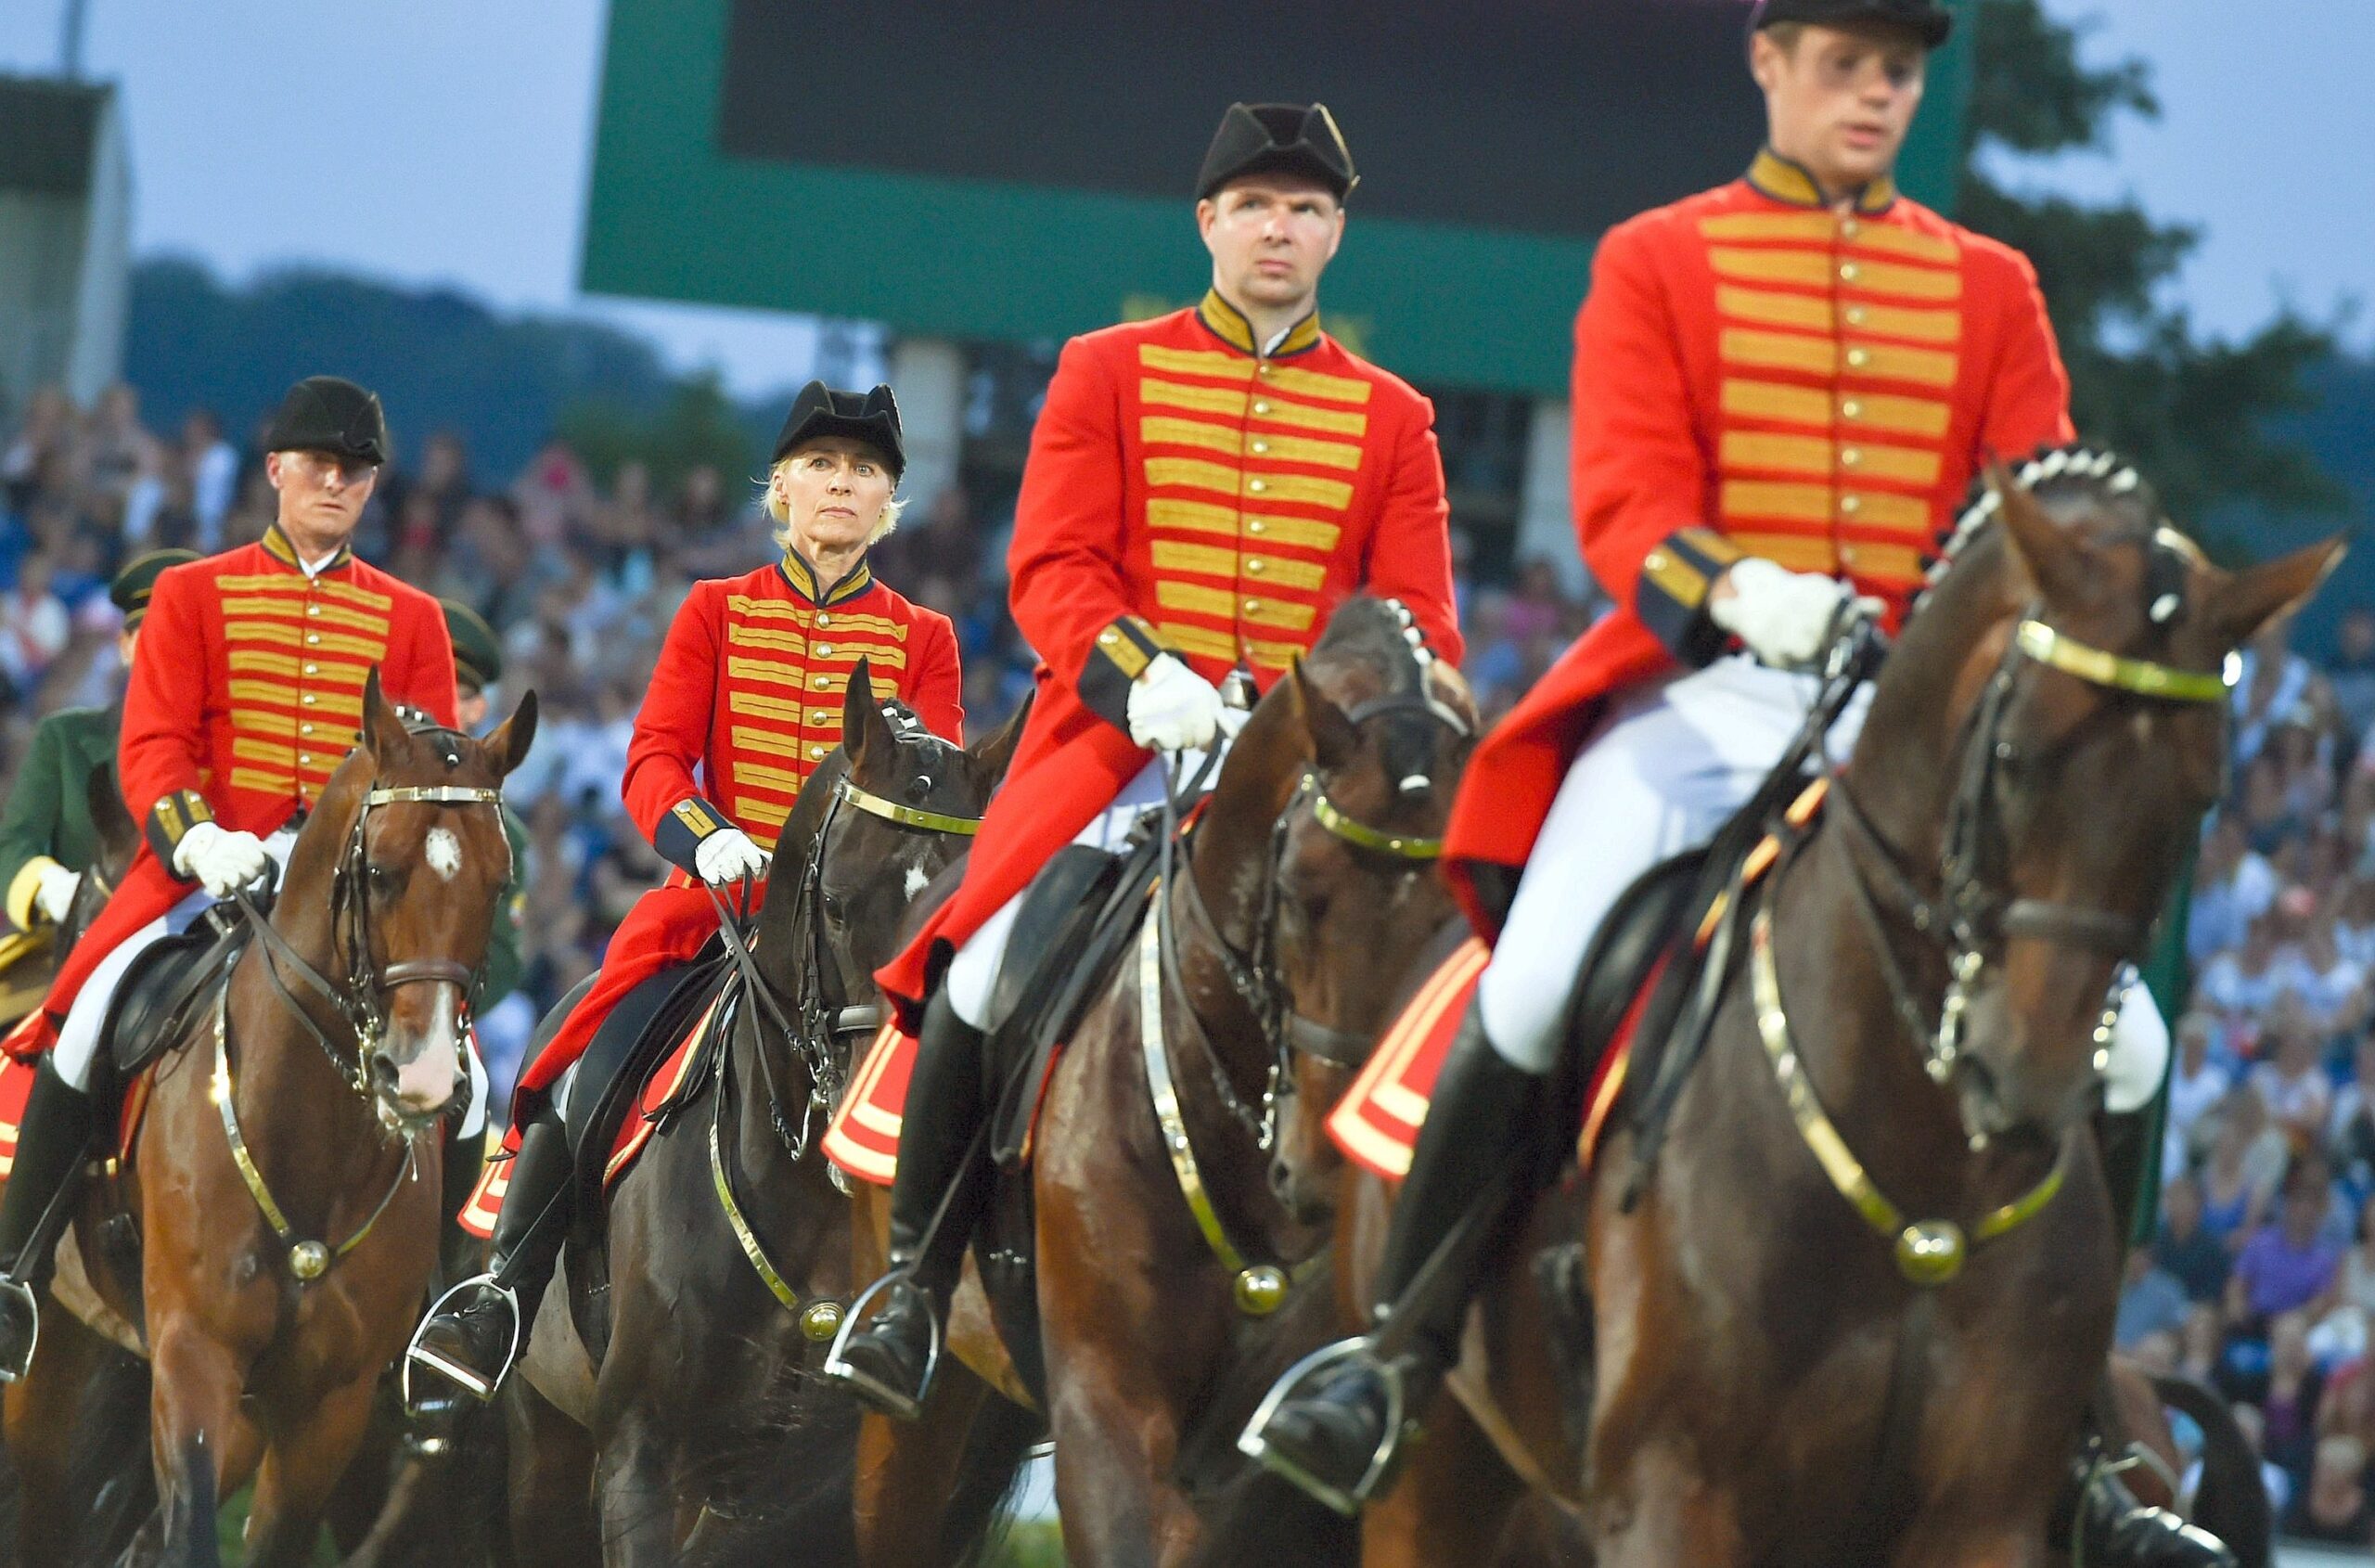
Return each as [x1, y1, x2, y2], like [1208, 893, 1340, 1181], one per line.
[694, 827, 771, 886]
[1126, 655, 1226, 752]
[1709, 557, 1854, 669]
[174, 821, 271, 898]
[32, 863, 80, 924]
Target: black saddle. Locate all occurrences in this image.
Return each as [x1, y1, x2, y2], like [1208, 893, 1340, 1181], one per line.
[558, 943, 731, 1203]
[982, 827, 1166, 1170]
[105, 908, 249, 1080]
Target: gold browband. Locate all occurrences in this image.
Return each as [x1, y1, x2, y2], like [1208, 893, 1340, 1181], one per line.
[2014, 620, 2236, 705]
[365, 786, 506, 807]
[834, 778, 981, 836]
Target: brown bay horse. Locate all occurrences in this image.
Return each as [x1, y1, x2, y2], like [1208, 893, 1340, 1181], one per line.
[836, 598, 1473, 1568]
[1344, 461, 2339, 1568]
[501, 667, 1023, 1567]
[3, 672, 533, 1568]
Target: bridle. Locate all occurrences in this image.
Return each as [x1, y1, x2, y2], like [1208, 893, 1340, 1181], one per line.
[1141, 642, 1469, 1316]
[1761, 541, 2232, 1283]
[703, 730, 982, 1170]
[218, 765, 507, 1280]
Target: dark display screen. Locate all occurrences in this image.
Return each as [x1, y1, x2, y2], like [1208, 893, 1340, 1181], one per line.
[717, 0, 1768, 239]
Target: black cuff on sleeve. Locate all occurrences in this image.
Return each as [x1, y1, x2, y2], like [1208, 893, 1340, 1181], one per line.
[1636, 528, 1746, 669]
[654, 796, 731, 876]
[145, 790, 215, 871]
[1078, 615, 1168, 733]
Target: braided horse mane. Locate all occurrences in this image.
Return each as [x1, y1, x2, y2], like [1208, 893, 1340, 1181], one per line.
[1919, 443, 2178, 614]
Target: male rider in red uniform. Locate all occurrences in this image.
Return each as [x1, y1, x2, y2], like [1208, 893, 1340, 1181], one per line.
[825, 103, 1464, 1418]
[0, 378, 457, 1379]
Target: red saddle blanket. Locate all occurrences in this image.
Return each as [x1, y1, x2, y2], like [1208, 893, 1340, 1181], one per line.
[1327, 779, 1826, 1181]
[821, 1020, 914, 1189]
[457, 992, 722, 1240]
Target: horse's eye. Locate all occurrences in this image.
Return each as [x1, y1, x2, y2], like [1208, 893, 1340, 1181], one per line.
[821, 892, 846, 922]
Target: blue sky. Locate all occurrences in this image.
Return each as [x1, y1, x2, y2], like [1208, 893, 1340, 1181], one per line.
[0, 0, 2366, 396]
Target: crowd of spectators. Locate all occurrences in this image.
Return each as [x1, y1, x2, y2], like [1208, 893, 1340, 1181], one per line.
[0, 381, 1591, 1106]
[2112, 601, 2375, 1544]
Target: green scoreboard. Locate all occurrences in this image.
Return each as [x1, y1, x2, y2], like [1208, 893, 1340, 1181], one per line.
[582, 0, 1973, 395]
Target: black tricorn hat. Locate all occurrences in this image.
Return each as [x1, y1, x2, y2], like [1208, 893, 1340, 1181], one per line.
[770, 381, 905, 480]
[1751, 0, 1952, 47]
[109, 547, 199, 628]
[1196, 102, 1357, 203]
[263, 375, 389, 466]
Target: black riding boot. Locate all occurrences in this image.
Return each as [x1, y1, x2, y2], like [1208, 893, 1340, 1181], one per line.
[2042, 1110, 2235, 1567]
[823, 990, 991, 1420]
[1244, 1004, 1544, 1513]
[2055, 1439, 2237, 1568]
[0, 1058, 98, 1382]
[404, 1105, 571, 1413]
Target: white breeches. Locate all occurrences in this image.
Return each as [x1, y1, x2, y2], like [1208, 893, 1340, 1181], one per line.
[1474, 655, 2169, 1113]
[50, 825, 489, 1135]
[944, 745, 1223, 1030]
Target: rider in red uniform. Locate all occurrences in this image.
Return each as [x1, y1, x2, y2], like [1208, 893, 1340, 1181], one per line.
[825, 102, 1463, 1419]
[0, 378, 458, 1380]
[406, 382, 963, 1407]
[1249, 9, 2227, 1562]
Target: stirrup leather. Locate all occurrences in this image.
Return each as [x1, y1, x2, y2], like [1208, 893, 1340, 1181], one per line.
[0, 1279, 39, 1383]
[1239, 1336, 1410, 1517]
[403, 1272, 521, 1407]
[819, 1269, 943, 1420]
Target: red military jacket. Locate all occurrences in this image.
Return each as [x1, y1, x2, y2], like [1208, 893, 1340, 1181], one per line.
[125, 524, 459, 868]
[626, 549, 965, 875]
[1443, 151, 2073, 935]
[878, 290, 1464, 1012]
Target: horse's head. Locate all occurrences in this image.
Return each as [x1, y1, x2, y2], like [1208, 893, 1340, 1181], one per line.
[302, 672, 537, 1132]
[1860, 448, 2340, 1148]
[1207, 598, 1477, 1222]
[786, 659, 1027, 1007]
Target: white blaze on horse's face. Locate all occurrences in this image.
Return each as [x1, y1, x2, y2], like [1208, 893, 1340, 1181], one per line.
[905, 864, 930, 900]
[424, 827, 462, 882]
[386, 981, 466, 1122]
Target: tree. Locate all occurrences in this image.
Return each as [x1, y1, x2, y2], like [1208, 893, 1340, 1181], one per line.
[1957, 0, 2347, 538]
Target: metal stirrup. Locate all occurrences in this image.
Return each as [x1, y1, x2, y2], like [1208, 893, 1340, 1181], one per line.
[819, 1270, 942, 1415]
[1239, 1337, 1408, 1517]
[403, 1273, 521, 1407]
[0, 1279, 39, 1383]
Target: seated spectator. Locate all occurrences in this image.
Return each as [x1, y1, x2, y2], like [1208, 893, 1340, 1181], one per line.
[2116, 1249, 2191, 1350]
[2151, 1173, 2231, 1304]
[2201, 1089, 2286, 1251]
[2331, 608, 2375, 741]
[2166, 1011, 2232, 1161]
[2231, 1169, 2346, 1335]
[2286, 1433, 2373, 1543]
[2252, 1007, 2335, 1147]
[2281, 912, 2369, 1040]
[2199, 914, 2292, 1030]
[2257, 1312, 2328, 1490]
[2191, 815, 2279, 966]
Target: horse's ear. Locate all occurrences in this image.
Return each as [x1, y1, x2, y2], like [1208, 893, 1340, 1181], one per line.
[87, 765, 136, 868]
[841, 658, 892, 771]
[966, 689, 1031, 791]
[1289, 659, 1360, 774]
[2208, 536, 2347, 649]
[1990, 462, 2090, 607]
[358, 668, 406, 758]
[481, 688, 539, 778]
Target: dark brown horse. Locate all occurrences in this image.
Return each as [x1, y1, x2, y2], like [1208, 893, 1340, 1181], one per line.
[502, 665, 1023, 1566]
[838, 598, 1472, 1568]
[2, 672, 533, 1568]
[1348, 464, 2339, 1568]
